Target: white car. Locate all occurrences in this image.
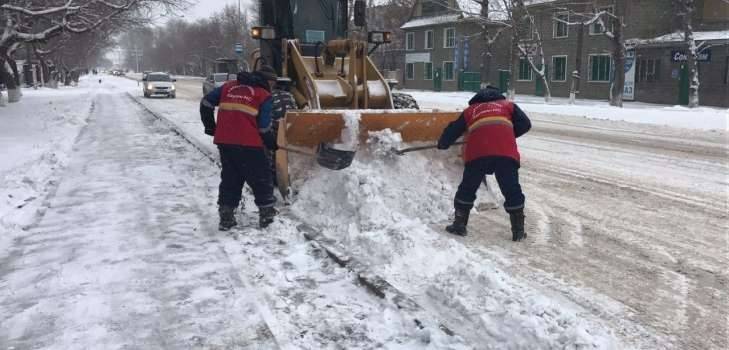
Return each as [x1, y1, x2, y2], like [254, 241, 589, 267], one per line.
[142, 72, 176, 98]
[203, 73, 235, 95]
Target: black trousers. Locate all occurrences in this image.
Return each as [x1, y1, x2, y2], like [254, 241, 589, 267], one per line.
[218, 145, 276, 209]
[454, 156, 525, 213]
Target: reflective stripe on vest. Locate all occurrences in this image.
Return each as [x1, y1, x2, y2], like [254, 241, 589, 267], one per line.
[467, 115, 513, 132]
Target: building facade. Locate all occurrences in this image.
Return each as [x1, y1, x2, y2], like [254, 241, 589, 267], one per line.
[401, 0, 729, 107]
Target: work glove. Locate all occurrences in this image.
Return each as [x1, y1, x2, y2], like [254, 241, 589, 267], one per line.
[204, 127, 215, 136]
[262, 132, 278, 151]
[437, 139, 449, 150]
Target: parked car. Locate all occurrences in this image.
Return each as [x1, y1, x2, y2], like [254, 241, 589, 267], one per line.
[203, 73, 235, 95]
[142, 72, 176, 98]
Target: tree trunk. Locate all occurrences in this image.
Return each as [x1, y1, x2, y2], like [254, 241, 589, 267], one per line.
[608, 2, 625, 107]
[683, 0, 699, 107]
[538, 70, 551, 103]
[0, 59, 21, 103]
[480, 0, 491, 88]
[570, 23, 585, 104]
[508, 34, 520, 100]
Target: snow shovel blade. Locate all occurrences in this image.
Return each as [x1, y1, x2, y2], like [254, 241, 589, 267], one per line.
[316, 143, 355, 170]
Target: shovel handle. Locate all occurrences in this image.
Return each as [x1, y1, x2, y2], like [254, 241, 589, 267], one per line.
[279, 146, 316, 157]
[395, 141, 465, 155]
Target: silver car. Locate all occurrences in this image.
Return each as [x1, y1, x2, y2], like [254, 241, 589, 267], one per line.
[143, 72, 176, 98]
[203, 73, 235, 95]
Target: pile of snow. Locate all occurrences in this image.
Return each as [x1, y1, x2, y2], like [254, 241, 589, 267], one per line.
[288, 130, 621, 348]
[404, 90, 729, 131]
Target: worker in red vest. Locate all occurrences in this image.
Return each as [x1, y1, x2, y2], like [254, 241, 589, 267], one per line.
[437, 86, 531, 241]
[200, 66, 279, 231]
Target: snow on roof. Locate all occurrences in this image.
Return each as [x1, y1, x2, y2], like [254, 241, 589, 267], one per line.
[401, 13, 462, 29]
[629, 30, 729, 45]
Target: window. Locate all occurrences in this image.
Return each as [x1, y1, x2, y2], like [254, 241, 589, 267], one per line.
[305, 30, 325, 43]
[553, 12, 569, 38]
[589, 55, 612, 82]
[552, 55, 567, 82]
[424, 62, 433, 80]
[518, 58, 533, 81]
[406, 32, 415, 50]
[425, 30, 434, 49]
[590, 6, 614, 35]
[637, 58, 660, 83]
[444, 27, 456, 48]
[406, 63, 415, 80]
[443, 61, 455, 80]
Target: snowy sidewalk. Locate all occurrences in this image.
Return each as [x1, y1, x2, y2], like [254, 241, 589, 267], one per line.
[0, 92, 279, 348]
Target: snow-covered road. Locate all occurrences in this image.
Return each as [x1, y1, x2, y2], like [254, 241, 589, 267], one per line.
[1, 76, 726, 349]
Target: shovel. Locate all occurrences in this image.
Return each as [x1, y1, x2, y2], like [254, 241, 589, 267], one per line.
[393, 141, 465, 156]
[280, 143, 355, 170]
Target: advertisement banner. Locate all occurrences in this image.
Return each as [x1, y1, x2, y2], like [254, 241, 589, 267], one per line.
[623, 49, 636, 100]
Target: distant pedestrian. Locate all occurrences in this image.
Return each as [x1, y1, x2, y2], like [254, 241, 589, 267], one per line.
[200, 66, 279, 230]
[438, 86, 531, 241]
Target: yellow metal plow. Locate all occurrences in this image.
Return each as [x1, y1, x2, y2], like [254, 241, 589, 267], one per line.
[274, 110, 461, 197]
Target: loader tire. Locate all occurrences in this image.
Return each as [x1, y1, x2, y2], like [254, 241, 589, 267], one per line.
[271, 89, 297, 121]
[391, 92, 419, 110]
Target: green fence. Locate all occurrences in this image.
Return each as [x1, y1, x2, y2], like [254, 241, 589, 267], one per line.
[458, 71, 481, 92]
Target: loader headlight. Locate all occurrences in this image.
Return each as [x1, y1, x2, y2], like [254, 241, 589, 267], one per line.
[147, 84, 153, 90]
[170, 85, 175, 91]
[251, 26, 276, 40]
[368, 31, 391, 44]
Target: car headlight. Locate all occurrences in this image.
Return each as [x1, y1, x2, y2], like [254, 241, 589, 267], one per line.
[147, 84, 153, 90]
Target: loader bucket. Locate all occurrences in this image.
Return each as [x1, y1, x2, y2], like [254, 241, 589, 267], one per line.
[280, 111, 462, 147]
[274, 110, 461, 198]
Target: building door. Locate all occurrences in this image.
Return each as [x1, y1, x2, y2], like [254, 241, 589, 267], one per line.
[499, 70, 510, 93]
[535, 64, 548, 96]
[434, 68, 442, 92]
[678, 63, 690, 105]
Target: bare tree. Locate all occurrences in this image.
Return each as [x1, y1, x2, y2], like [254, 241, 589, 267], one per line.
[509, 0, 551, 102]
[559, 0, 627, 107]
[0, 0, 189, 103]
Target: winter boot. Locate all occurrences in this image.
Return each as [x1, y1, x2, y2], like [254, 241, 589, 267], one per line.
[218, 205, 237, 231]
[508, 208, 527, 242]
[446, 209, 470, 236]
[259, 207, 278, 229]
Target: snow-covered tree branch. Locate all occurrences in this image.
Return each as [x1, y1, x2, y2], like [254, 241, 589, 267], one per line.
[0, 0, 189, 103]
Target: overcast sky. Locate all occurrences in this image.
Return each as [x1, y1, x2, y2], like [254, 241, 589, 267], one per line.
[184, 0, 254, 20]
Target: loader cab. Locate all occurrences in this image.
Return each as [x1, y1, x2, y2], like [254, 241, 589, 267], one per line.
[257, 0, 349, 74]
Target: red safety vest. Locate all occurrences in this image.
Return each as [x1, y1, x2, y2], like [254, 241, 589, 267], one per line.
[213, 81, 271, 147]
[462, 100, 520, 163]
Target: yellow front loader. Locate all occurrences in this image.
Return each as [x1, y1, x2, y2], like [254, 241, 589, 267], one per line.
[252, 0, 461, 197]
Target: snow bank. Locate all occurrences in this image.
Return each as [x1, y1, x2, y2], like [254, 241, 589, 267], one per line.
[404, 90, 729, 132]
[289, 131, 621, 348]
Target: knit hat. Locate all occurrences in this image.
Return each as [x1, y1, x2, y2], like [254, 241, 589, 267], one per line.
[256, 65, 277, 81]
